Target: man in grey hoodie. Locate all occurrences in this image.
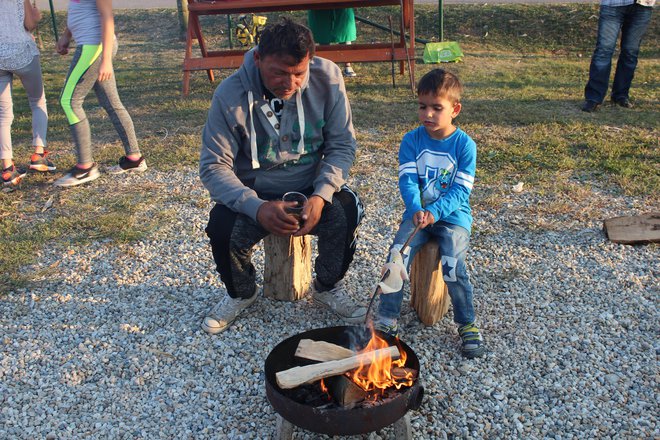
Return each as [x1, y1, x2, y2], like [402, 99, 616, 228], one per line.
[199, 18, 366, 334]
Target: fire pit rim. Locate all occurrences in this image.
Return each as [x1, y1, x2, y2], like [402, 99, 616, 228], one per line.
[264, 325, 423, 436]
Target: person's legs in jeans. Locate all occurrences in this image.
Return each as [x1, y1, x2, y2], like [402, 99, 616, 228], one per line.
[377, 218, 430, 324]
[611, 4, 653, 101]
[584, 5, 625, 104]
[431, 222, 474, 326]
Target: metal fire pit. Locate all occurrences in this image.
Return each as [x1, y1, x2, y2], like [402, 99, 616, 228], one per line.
[265, 326, 424, 439]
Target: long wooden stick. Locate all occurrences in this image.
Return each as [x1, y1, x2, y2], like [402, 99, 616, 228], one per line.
[276, 346, 400, 389]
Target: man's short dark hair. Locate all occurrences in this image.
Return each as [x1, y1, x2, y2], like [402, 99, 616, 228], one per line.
[257, 17, 316, 62]
[417, 69, 463, 104]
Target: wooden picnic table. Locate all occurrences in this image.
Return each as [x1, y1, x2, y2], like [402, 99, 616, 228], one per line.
[183, 0, 416, 95]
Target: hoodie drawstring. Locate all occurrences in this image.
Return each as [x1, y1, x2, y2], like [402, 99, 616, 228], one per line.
[247, 90, 260, 169]
[247, 89, 305, 169]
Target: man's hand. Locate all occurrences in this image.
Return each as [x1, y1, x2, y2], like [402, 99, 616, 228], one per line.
[257, 201, 301, 237]
[413, 210, 435, 229]
[294, 195, 325, 236]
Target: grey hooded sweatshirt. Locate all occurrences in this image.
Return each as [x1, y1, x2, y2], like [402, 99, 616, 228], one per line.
[199, 49, 356, 221]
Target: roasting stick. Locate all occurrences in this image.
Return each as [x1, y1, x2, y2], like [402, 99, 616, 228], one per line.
[364, 222, 423, 324]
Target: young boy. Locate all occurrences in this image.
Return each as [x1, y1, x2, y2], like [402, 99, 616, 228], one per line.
[374, 68, 484, 358]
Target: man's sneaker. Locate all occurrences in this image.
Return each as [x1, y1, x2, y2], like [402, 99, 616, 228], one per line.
[2, 165, 27, 186]
[107, 156, 147, 175]
[29, 150, 56, 172]
[458, 322, 485, 358]
[201, 288, 259, 335]
[374, 317, 399, 338]
[53, 163, 100, 187]
[311, 279, 367, 323]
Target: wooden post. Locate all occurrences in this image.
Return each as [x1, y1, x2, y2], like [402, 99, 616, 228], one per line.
[263, 235, 311, 301]
[409, 241, 450, 325]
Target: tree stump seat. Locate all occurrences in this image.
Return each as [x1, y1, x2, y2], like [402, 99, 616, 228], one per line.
[263, 235, 312, 301]
[409, 241, 450, 325]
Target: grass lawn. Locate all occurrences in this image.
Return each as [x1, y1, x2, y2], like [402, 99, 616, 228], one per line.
[1, 4, 658, 291]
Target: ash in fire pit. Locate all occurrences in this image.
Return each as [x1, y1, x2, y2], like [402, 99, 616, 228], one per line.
[265, 326, 424, 437]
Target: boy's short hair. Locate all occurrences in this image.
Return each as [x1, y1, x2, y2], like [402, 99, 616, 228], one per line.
[417, 69, 463, 104]
[257, 17, 316, 63]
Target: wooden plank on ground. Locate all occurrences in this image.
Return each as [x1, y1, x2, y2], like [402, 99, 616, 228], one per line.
[603, 213, 660, 244]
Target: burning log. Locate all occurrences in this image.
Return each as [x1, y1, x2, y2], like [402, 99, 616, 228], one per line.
[392, 367, 418, 382]
[295, 339, 355, 362]
[325, 375, 368, 409]
[276, 346, 401, 389]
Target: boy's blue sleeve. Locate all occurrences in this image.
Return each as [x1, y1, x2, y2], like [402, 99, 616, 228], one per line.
[398, 134, 424, 216]
[425, 137, 476, 222]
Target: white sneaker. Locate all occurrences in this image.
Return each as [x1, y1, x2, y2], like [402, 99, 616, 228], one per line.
[311, 279, 367, 323]
[201, 288, 259, 334]
[53, 163, 100, 187]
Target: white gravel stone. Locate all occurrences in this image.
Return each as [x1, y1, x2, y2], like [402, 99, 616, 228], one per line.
[1, 168, 658, 439]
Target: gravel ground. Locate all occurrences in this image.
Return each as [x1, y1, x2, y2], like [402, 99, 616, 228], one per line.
[1, 167, 658, 439]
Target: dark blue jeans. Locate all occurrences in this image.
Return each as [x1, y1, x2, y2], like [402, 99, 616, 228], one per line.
[584, 4, 653, 103]
[377, 219, 475, 326]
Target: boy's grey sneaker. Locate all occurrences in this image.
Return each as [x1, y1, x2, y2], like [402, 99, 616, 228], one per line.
[458, 322, 485, 358]
[374, 318, 399, 338]
[53, 163, 100, 187]
[202, 288, 259, 335]
[107, 156, 147, 175]
[311, 279, 367, 323]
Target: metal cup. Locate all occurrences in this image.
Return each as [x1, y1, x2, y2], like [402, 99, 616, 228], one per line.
[282, 191, 307, 221]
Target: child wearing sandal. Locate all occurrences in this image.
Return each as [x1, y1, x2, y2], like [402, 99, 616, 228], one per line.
[54, 0, 146, 188]
[374, 69, 484, 358]
[0, 0, 55, 186]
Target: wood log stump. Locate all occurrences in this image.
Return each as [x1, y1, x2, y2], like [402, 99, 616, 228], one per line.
[410, 241, 450, 325]
[263, 235, 311, 301]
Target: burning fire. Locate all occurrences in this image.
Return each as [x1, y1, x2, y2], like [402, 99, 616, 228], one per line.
[347, 328, 414, 393]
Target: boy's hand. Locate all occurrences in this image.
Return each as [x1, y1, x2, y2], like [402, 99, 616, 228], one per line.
[378, 249, 409, 294]
[413, 210, 435, 228]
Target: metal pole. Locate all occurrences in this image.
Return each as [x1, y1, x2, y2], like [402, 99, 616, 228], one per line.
[227, 15, 233, 48]
[439, 0, 444, 41]
[49, 0, 58, 41]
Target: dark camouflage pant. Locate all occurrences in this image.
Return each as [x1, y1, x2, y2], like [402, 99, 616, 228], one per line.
[205, 186, 364, 299]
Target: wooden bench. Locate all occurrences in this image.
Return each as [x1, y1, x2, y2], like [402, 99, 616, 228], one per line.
[263, 235, 312, 301]
[183, 0, 416, 95]
[409, 241, 450, 325]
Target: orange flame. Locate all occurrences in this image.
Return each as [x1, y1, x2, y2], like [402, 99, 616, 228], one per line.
[347, 327, 414, 393]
